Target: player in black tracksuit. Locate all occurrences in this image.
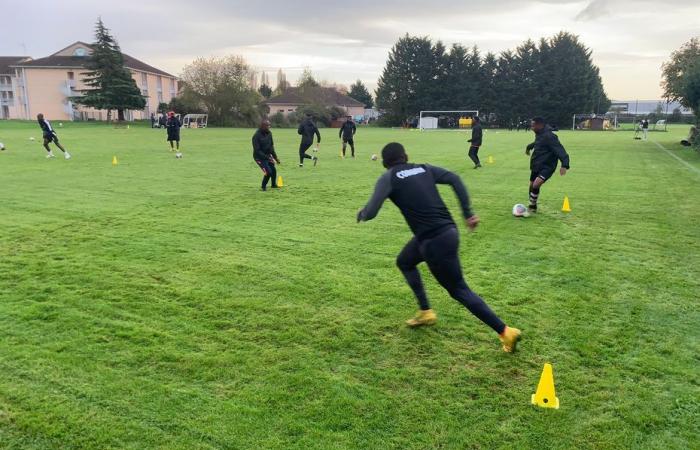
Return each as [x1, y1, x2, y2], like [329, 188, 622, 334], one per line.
[525, 117, 570, 212]
[252, 120, 281, 191]
[166, 112, 182, 151]
[357, 142, 521, 353]
[37, 113, 70, 159]
[297, 115, 320, 166]
[339, 115, 357, 158]
[467, 116, 483, 168]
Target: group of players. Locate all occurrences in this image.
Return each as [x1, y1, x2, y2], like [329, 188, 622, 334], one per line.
[251, 114, 570, 353]
[35, 110, 570, 353]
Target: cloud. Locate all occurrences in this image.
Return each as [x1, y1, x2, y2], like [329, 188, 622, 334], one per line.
[1, 0, 699, 98]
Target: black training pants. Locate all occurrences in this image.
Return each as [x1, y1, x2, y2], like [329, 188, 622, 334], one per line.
[299, 140, 314, 164]
[396, 226, 506, 333]
[468, 145, 480, 166]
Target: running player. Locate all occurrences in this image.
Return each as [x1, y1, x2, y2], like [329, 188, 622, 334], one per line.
[357, 142, 521, 353]
[339, 115, 357, 158]
[297, 114, 320, 167]
[525, 117, 570, 213]
[166, 111, 182, 151]
[467, 116, 483, 169]
[37, 114, 71, 159]
[252, 120, 281, 191]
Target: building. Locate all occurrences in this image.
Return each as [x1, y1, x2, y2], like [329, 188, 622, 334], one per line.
[609, 100, 693, 116]
[2, 42, 177, 121]
[0, 56, 30, 119]
[266, 86, 365, 119]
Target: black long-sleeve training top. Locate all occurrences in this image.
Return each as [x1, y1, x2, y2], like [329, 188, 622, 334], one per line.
[252, 128, 278, 161]
[339, 120, 357, 139]
[357, 163, 473, 240]
[298, 119, 321, 143]
[469, 123, 483, 146]
[38, 119, 55, 137]
[527, 126, 570, 170]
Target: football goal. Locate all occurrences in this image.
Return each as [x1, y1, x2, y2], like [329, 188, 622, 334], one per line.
[572, 114, 617, 131]
[419, 110, 479, 131]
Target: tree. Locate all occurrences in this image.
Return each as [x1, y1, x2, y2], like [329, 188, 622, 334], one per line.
[348, 80, 373, 108]
[73, 18, 145, 121]
[157, 102, 169, 114]
[298, 67, 320, 90]
[258, 84, 273, 99]
[275, 69, 290, 94]
[662, 37, 700, 123]
[179, 55, 262, 126]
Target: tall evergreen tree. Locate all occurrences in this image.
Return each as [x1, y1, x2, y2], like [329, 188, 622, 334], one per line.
[348, 80, 374, 108]
[73, 18, 145, 121]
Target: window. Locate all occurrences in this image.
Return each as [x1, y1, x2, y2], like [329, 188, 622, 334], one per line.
[157, 76, 162, 90]
[278, 110, 284, 113]
[67, 72, 74, 80]
[157, 92, 163, 103]
[141, 73, 148, 87]
[0, 76, 10, 85]
[73, 47, 87, 57]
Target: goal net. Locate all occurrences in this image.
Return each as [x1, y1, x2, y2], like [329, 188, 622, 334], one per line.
[572, 113, 617, 131]
[419, 110, 479, 131]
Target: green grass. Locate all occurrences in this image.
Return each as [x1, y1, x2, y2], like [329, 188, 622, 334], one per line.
[0, 121, 698, 449]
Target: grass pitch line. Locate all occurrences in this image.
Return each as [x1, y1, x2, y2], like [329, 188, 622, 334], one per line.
[652, 141, 700, 176]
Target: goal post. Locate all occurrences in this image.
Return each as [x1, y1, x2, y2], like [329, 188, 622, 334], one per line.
[419, 110, 479, 131]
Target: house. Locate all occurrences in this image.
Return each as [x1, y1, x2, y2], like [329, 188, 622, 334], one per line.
[3, 42, 178, 121]
[265, 86, 365, 119]
[0, 56, 30, 119]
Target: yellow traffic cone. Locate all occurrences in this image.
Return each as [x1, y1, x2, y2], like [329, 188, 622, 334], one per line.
[531, 363, 560, 409]
[112, 156, 118, 166]
[277, 175, 284, 187]
[487, 155, 495, 164]
[562, 196, 571, 213]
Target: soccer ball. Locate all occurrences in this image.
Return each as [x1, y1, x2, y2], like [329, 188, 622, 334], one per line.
[175, 152, 183, 159]
[371, 154, 378, 161]
[29, 137, 35, 141]
[0, 142, 5, 151]
[512, 203, 530, 217]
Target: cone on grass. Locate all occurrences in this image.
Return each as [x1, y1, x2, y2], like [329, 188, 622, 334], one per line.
[562, 196, 571, 213]
[277, 175, 284, 187]
[487, 155, 495, 164]
[112, 156, 118, 166]
[531, 363, 560, 409]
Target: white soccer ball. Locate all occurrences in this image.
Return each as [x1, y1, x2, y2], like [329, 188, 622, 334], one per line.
[0, 142, 5, 151]
[29, 137, 35, 141]
[512, 203, 530, 217]
[175, 152, 183, 159]
[371, 154, 378, 161]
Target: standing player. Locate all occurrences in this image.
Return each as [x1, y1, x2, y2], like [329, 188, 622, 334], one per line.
[467, 116, 483, 169]
[37, 114, 71, 159]
[357, 142, 522, 353]
[339, 115, 357, 158]
[525, 117, 570, 213]
[166, 112, 182, 152]
[642, 118, 649, 141]
[252, 120, 281, 191]
[297, 114, 320, 167]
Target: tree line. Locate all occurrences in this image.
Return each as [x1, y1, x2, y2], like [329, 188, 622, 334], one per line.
[376, 32, 611, 127]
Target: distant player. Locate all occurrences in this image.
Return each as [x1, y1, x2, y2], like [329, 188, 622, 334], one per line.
[37, 114, 71, 159]
[339, 115, 357, 158]
[467, 116, 483, 169]
[525, 117, 570, 213]
[166, 112, 181, 151]
[642, 119, 649, 141]
[357, 142, 521, 353]
[297, 114, 320, 167]
[252, 120, 281, 191]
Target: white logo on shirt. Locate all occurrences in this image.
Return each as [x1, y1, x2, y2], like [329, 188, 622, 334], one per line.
[396, 167, 426, 179]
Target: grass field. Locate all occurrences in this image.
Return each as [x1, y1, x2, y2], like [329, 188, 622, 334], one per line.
[0, 121, 698, 449]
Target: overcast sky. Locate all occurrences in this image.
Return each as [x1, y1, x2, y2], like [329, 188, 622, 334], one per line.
[2, 0, 698, 99]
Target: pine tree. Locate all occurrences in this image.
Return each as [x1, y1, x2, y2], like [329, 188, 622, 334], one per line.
[73, 18, 145, 121]
[348, 80, 373, 108]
